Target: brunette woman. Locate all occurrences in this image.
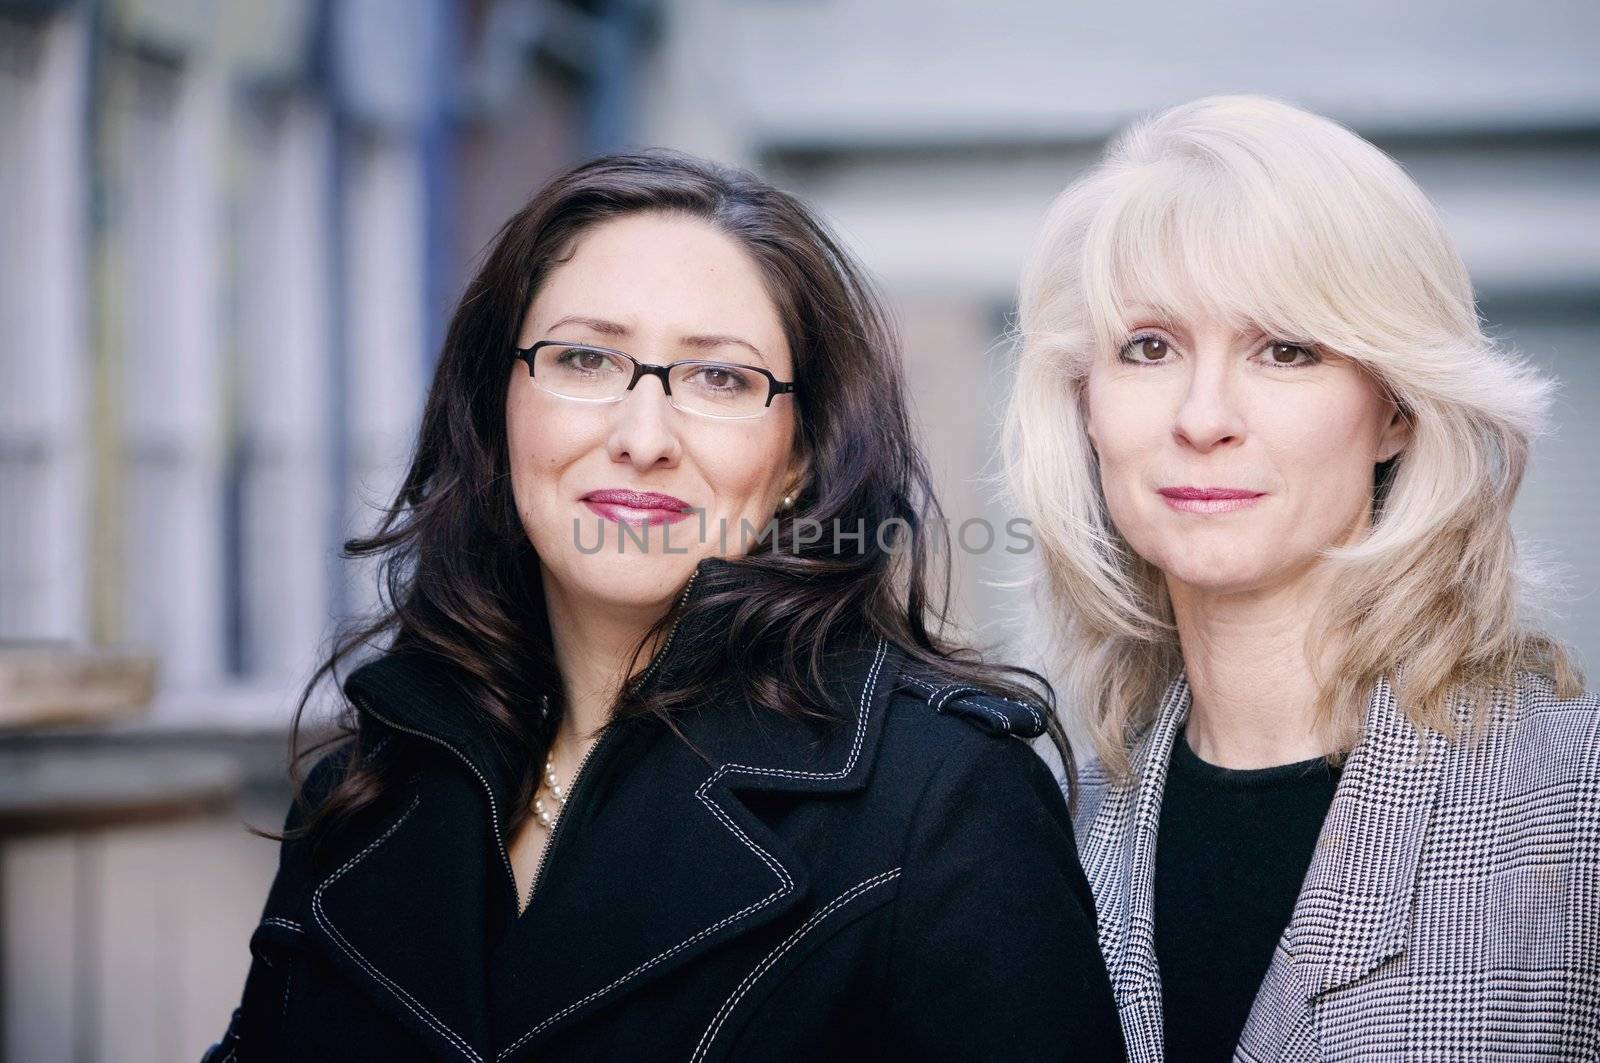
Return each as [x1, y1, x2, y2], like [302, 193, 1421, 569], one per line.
[206, 151, 1122, 1062]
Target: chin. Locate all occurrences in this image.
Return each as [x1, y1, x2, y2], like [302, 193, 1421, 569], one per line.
[1146, 542, 1273, 596]
[1163, 567, 1269, 595]
[559, 550, 699, 610]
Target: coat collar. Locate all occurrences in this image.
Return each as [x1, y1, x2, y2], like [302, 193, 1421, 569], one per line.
[1082, 673, 1449, 1060]
[335, 556, 895, 808]
[1287, 674, 1447, 982]
[312, 558, 902, 1061]
[1079, 675, 1189, 1050]
[336, 556, 757, 820]
[1245, 675, 1450, 1039]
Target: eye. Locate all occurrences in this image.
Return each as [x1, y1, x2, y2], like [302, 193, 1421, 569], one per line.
[557, 346, 624, 374]
[1260, 342, 1318, 368]
[685, 364, 752, 392]
[1118, 335, 1174, 365]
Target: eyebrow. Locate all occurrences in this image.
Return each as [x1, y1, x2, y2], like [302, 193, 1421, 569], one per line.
[548, 314, 630, 338]
[545, 314, 768, 365]
[1121, 305, 1183, 330]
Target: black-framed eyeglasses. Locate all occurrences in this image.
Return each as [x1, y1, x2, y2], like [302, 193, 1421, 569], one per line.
[514, 340, 797, 420]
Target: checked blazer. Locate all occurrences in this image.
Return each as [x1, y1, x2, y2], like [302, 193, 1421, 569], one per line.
[1073, 671, 1600, 1061]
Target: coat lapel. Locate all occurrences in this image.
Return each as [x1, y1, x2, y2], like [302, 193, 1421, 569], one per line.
[1235, 675, 1450, 1061]
[296, 647, 536, 1062]
[1079, 675, 1192, 1062]
[306, 765, 499, 1063]
[489, 634, 897, 1060]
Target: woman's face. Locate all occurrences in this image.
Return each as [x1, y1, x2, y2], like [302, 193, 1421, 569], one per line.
[1083, 313, 1408, 598]
[507, 212, 803, 615]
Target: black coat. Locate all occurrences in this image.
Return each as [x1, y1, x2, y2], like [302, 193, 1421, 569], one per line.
[206, 610, 1122, 1061]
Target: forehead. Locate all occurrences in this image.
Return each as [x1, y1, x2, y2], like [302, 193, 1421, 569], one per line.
[529, 213, 791, 371]
[1083, 164, 1333, 349]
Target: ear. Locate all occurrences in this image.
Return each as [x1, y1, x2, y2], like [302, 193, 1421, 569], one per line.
[1376, 402, 1411, 463]
[1078, 383, 1100, 455]
[781, 448, 811, 504]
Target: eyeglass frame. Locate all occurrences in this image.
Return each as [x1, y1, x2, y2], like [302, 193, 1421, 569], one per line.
[514, 339, 798, 418]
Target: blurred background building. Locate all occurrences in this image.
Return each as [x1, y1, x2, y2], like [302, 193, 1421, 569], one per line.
[0, 0, 1595, 1058]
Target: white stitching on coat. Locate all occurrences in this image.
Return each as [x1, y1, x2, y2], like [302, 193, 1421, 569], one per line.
[495, 637, 890, 1060]
[312, 795, 485, 1063]
[260, 916, 304, 934]
[931, 685, 1011, 732]
[997, 694, 1046, 732]
[904, 675, 1016, 733]
[690, 868, 903, 1062]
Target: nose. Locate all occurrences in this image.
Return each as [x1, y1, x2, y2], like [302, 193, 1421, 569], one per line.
[1172, 354, 1245, 454]
[604, 375, 683, 470]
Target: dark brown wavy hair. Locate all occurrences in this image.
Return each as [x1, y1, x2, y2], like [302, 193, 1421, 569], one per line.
[282, 149, 1071, 853]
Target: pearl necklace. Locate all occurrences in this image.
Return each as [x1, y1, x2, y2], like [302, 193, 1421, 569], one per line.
[532, 751, 567, 830]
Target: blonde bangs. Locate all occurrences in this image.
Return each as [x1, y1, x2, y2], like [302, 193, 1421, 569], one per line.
[1083, 164, 1326, 356]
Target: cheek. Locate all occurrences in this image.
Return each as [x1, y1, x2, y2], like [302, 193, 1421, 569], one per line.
[1262, 381, 1388, 503]
[1083, 377, 1164, 507]
[693, 417, 796, 513]
[505, 389, 589, 512]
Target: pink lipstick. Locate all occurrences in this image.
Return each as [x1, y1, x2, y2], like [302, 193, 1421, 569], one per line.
[581, 488, 693, 526]
[1158, 486, 1265, 515]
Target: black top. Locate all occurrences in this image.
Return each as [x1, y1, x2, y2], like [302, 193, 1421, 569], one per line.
[1153, 730, 1341, 1062]
[206, 557, 1124, 1062]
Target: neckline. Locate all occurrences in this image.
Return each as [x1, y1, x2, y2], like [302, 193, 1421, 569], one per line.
[1168, 728, 1339, 791]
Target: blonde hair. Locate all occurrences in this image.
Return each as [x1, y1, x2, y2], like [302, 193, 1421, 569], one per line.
[1005, 95, 1581, 777]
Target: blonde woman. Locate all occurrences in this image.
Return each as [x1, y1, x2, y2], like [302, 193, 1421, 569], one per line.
[1007, 95, 1600, 1062]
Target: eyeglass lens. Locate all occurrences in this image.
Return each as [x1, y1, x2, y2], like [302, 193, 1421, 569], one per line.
[531, 343, 776, 418]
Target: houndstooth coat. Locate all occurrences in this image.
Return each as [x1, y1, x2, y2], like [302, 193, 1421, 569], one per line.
[1072, 671, 1600, 1061]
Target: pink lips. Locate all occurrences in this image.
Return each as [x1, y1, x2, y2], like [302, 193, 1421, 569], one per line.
[1158, 486, 1266, 515]
[581, 488, 693, 527]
